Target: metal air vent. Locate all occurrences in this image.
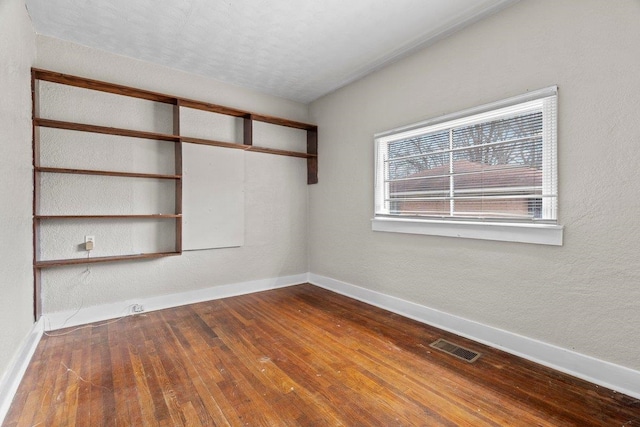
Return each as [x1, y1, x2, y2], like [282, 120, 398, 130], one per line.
[430, 338, 481, 363]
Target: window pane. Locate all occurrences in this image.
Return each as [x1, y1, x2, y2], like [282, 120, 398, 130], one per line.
[388, 131, 449, 159]
[375, 89, 557, 223]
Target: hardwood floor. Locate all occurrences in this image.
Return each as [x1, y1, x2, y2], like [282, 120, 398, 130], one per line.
[4, 284, 640, 426]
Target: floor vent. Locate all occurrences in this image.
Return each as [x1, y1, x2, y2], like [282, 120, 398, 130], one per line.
[429, 338, 481, 363]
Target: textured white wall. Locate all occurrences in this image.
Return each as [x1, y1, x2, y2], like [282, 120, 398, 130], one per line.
[35, 36, 310, 314]
[0, 0, 36, 377]
[308, 0, 640, 370]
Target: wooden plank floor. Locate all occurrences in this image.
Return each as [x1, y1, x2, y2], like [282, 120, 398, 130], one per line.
[4, 284, 640, 426]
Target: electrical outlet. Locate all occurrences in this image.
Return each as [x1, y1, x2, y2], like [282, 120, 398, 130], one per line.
[85, 235, 95, 251]
[132, 304, 144, 313]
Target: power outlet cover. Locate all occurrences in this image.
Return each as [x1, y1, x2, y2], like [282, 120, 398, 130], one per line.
[84, 235, 95, 251]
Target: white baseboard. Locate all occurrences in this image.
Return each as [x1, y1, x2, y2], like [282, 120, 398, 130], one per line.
[0, 318, 44, 426]
[43, 273, 308, 331]
[309, 273, 640, 400]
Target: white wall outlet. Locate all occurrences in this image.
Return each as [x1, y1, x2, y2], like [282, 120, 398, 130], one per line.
[85, 235, 95, 251]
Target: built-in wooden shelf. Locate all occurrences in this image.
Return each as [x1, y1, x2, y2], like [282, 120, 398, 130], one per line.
[33, 69, 318, 133]
[35, 166, 181, 180]
[35, 214, 182, 220]
[250, 113, 317, 131]
[35, 118, 181, 142]
[34, 121, 317, 161]
[246, 145, 315, 159]
[32, 69, 178, 104]
[32, 68, 318, 170]
[31, 67, 319, 318]
[35, 252, 181, 268]
[180, 135, 248, 151]
[180, 136, 317, 159]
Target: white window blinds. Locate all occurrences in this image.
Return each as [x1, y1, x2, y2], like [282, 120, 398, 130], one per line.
[375, 87, 557, 223]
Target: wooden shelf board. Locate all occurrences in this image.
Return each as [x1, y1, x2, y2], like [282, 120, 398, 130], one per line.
[35, 118, 180, 142]
[33, 69, 317, 132]
[32, 68, 178, 105]
[34, 119, 315, 160]
[35, 214, 181, 219]
[36, 252, 181, 268]
[181, 136, 249, 151]
[181, 136, 315, 159]
[251, 113, 317, 131]
[36, 167, 181, 180]
[178, 99, 247, 118]
[246, 145, 316, 159]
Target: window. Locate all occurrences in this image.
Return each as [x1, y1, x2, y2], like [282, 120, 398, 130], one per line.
[373, 87, 563, 245]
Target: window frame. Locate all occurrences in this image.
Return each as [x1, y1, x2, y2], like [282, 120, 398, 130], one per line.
[372, 86, 563, 246]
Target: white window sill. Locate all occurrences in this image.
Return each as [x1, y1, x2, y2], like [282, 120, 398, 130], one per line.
[371, 217, 563, 246]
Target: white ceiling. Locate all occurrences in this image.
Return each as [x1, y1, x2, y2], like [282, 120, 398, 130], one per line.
[25, 0, 516, 103]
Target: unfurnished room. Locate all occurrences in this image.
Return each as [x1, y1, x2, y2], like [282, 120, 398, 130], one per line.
[1, 0, 639, 425]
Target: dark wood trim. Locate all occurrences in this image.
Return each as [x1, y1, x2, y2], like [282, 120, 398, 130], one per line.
[32, 68, 178, 104]
[173, 102, 183, 254]
[243, 114, 253, 146]
[34, 118, 180, 142]
[246, 145, 316, 159]
[307, 128, 319, 184]
[36, 166, 181, 180]
[252, 113, 318, 131]
[31, 72, 40, 320]
[35, 215, 182, 219]
[35, 252, 181, 268]
[178, 98, 247, 118]
[180, 136, 249, 151]
[182, 136, 315, 159]
[32, 267, 40, 321]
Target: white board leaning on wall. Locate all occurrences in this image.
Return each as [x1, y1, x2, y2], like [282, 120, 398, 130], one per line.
[182, 143, 244, 250]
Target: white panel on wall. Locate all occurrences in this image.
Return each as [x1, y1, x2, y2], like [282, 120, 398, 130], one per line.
[182, 143, 244, 250]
